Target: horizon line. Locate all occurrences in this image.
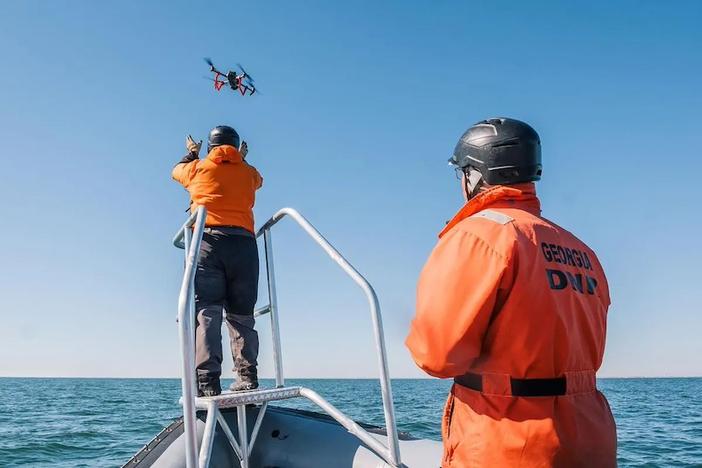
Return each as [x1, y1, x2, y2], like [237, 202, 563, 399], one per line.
[1, 375, 700, 380]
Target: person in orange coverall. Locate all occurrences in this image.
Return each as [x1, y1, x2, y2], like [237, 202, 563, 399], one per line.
[173, 126, 263, 397]
[406, 118, 616, 467]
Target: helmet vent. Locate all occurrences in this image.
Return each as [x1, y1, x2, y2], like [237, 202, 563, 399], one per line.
[492, 138, 520, 148]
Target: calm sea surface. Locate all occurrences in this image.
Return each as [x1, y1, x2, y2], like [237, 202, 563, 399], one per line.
[0, 378, 700, 467]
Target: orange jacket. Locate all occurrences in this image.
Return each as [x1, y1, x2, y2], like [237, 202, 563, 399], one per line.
[172, 145, 262, 232]
[406, 184, 616, 467]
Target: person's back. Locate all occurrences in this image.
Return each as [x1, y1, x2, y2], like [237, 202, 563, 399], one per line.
[172, 126, 263, 396]
[406, 118, 616, 467]
[174, 142, 262, 231]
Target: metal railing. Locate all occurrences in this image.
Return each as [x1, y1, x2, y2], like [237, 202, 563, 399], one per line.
[172, 206, 402, 468]
[173, 206, 208, 468]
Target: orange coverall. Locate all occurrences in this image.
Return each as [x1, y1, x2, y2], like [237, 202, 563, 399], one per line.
[172, 144, 262, 232]
[406, 183, 616, 467]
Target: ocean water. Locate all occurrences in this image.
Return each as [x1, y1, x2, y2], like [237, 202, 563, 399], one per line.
[0, 378, 700, 467]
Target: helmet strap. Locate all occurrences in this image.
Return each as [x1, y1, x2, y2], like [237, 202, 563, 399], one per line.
[463, 167, 484, 200]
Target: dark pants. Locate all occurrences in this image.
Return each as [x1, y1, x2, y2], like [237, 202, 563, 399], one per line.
[194, 228, 259, 383]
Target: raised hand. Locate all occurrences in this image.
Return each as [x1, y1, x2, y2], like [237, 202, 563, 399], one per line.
[186, 135, 202, 156]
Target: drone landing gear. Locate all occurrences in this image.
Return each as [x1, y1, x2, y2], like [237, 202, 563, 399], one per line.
[213, 72, 226, 91]
[238, 86, 256, 96]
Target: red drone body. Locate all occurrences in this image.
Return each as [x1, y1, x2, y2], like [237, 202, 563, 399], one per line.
[205, 58, 257, 96]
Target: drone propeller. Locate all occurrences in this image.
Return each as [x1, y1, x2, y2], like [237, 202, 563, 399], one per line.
[204, 57, 219, 73]
[236, 63, 255, 82]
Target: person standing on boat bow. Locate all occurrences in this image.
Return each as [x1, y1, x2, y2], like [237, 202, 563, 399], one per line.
[172, 125, 263, 396]
[406, 118, 616, 467]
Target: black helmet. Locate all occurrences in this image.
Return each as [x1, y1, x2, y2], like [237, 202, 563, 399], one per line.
[449, 117, 542, 185]
[208, 125, 240, 151]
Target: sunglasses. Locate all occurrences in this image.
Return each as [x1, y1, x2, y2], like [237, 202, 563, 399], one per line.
[454, 166, 465, 180]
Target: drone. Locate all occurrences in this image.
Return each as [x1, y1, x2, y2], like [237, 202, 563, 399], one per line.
[204, 58, 258, 96]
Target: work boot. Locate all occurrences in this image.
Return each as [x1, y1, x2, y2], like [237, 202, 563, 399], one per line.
[230, 376, 258, 392]
[197, 376, 222, 397]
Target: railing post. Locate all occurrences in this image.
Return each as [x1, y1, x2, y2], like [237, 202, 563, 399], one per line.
[237, 406, 249, 468]
[183, 227, 198, 405]
[263, 228, 285, 388]
[183, 224, 192, 257]
[186, 230, 197, 408]
[256, 208, 402, 466]
[177, 206, 207, 468]
[366, 290, 401, 466]
[199, 400, 218, 468]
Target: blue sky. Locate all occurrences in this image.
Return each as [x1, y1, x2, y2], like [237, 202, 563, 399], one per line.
[1, 1, 700, 378]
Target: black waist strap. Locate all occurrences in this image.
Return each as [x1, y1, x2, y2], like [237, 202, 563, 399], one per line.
[203, 226, 254, 238]
[454, 372, 567, 397]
